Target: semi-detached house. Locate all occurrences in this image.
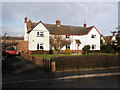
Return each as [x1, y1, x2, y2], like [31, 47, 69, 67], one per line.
[18, 17, 101, 54]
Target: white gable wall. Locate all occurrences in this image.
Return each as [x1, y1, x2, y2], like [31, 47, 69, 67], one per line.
[28, 22, 49, 51]
[61, 35, 88, 50]
[111, 35, 117, 41]
[87, 27, 100, 50]
[61, 27, 100, 51]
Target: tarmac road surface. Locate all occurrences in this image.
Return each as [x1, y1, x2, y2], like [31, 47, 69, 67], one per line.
[2, 55, 120, 88]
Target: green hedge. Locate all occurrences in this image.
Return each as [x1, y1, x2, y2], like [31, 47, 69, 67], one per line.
[52, 55, 119, 71]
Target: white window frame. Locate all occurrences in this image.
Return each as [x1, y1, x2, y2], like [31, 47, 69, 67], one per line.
[91, 34, 96, 38]
[92, 44, 96, 49]
[66, 45, 70, 49]
[37, 43, 44, 50]
[37, 32, 44, 37]
[66, 35, 70, 38]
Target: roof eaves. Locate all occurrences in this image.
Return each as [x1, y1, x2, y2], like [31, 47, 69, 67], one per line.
[27, 21, 41, 33]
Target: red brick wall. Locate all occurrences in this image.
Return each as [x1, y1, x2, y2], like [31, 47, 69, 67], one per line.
[60, 50, 83, 54]
[21, 53, 55, 71]
[17, 41, 28, 53]
[29, 50, 49, 54]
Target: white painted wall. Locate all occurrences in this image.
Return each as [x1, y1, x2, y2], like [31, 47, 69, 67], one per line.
[24, 23, 28, 41]
[87, 27, 100, 50]
[25, 21, 100, 51]
[28, 22, 49, 51]
[61, 27, 100, 50]
[61, 35, 88, 50]
[111, 35, 117, 41]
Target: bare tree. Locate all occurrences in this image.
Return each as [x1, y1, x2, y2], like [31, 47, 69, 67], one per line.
[3, 32, 8, 37]
[50, 35, 71, 54]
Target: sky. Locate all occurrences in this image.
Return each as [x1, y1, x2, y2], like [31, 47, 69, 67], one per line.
[1, 1, 119, 37]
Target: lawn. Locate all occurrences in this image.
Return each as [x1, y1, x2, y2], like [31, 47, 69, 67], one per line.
[89, 53, 114, 55]
[32, 54, 81, 59]
[32, 53, 115, 59]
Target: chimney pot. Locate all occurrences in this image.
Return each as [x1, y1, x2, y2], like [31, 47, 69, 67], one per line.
[56, 20, 60, 26]
[83, 23, 87, 28]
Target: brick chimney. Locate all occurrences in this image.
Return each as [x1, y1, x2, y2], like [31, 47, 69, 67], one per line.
[27, 19, 32, 30]
[24, 17, 27, 23]
[56, 20, 60, 26]
[83, 23, 87, 28]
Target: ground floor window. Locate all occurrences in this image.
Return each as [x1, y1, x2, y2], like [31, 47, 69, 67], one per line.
[92, 45, 96, 49]
[37, 43, 44, 50]
[66, 45, 70, 49]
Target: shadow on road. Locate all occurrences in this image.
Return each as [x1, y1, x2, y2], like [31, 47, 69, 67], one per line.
[2, 55, 48, 75]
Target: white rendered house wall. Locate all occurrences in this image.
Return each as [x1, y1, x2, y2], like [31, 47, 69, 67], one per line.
[61, 27, 100, 51]
[61, 35, 88, 50]
[87, 27, 100, 50]
[28, 22, 49, 51]
[24, 23, 28, 41]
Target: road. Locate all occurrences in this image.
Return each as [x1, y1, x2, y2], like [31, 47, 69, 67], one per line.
[2, 55, 120, 88]
[2, 75, 120, 88]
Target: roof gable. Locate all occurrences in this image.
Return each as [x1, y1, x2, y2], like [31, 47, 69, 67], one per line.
[87, 26, 101, 36]
[27, 21, 48, 33]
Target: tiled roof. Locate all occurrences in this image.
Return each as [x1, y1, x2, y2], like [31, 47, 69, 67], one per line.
[1, 37, 24, 40]
[45, 24, 94, 35]
[103, 36, 113, 41]
[75, 39, 81, 44]
[27, 21, 95, 35]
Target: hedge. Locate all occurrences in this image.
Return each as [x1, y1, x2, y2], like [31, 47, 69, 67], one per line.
[52, 55, 119, 71]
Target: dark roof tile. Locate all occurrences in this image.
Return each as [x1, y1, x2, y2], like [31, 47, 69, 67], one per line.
[27, 21, 94, 35]
[1, 37, 24, 40]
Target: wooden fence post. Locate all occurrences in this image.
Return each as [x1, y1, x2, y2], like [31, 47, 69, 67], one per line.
[51, 61, 56, 72]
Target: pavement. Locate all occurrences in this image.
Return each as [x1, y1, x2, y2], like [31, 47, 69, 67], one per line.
[2, 56, 120, 83]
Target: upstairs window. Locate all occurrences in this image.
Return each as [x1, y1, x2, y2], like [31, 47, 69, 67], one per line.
[37, 32, 44, 37]
[37, 43, 44, 50]
[91, 34, 96, 38]
[92, 45, 96, 49]
[66, 35, 70, 38]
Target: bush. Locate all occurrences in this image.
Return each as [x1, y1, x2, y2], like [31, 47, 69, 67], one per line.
[82, 45, 91, 55]
[49, 49, 53, 54]
[65, 48, 71, 54]
[105, 44, 114, 53]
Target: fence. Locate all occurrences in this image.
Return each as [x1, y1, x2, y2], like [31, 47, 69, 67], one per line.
[21, 53, 56, 72]
[21, 53, 120, 72]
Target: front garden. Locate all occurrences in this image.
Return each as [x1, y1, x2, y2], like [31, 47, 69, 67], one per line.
[32, 54, 80, 59]
[32, 52, 114, 59]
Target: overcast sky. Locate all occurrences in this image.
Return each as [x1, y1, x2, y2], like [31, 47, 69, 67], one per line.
[1, 1, 118, 37]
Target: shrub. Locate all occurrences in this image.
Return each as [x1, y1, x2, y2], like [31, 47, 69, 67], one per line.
[65, 48, 71, 54]
[49, 49, 53, 54]
[82, 45, 91, 55]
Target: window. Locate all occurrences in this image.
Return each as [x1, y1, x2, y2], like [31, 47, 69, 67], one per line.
[92, 45, 96, 49]
[37, 32, 44, 37]
[40, 32, 44, 37]
[66, 45, 70, 49]
[66, 35, 70, 38]
[37, 43, 44, 50]
[91, 34, 96, 38]
[37, 32, 39, 36]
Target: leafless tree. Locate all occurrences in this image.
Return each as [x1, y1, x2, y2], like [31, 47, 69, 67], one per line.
[50, 35, 71, 54]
